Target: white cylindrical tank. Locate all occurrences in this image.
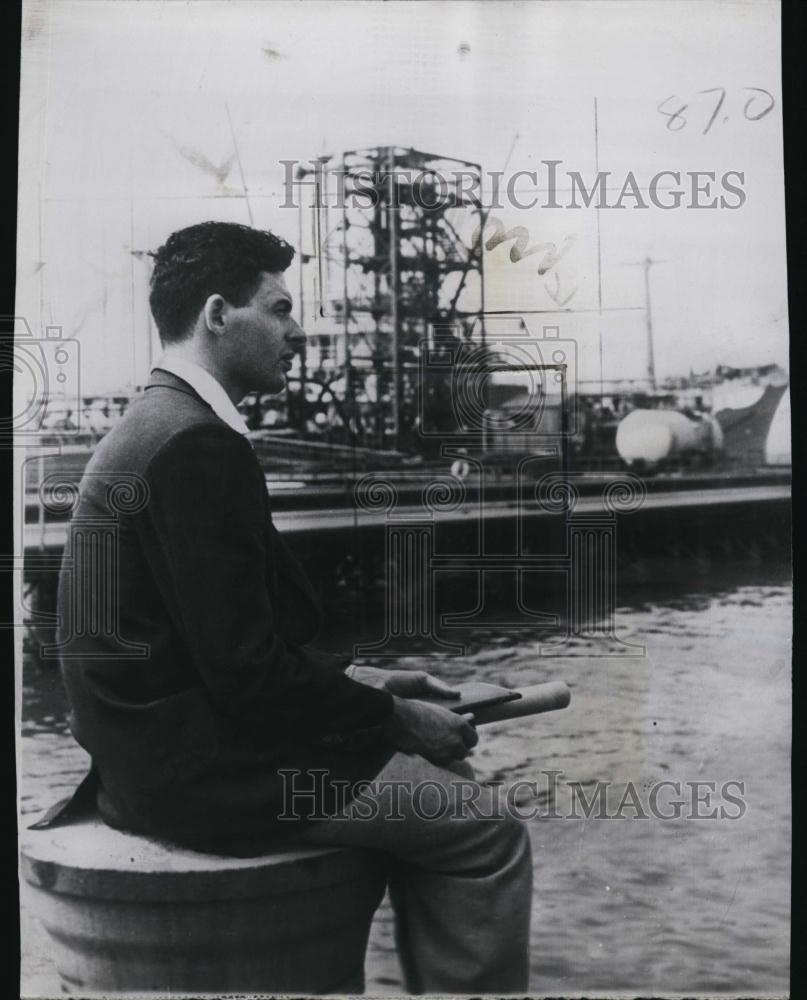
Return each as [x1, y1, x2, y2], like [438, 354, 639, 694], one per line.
[616, 409, 722, 466]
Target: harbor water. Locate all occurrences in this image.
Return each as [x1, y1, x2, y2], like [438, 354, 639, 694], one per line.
[20, 562, 791, 997]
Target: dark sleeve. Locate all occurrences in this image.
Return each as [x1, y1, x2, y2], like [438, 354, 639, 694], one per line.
[139, 424, 393, 736]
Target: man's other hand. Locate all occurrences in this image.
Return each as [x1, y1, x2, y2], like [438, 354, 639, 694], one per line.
[382, 697, 478, 765]
[349, 665, 460, 700]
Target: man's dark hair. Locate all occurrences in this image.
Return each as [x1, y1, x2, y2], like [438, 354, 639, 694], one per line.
[148, 221, 295, 343]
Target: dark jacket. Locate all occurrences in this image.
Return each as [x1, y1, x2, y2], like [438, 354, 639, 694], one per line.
[55, 369, 394, 852]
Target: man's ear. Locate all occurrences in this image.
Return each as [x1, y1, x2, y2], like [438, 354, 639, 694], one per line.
[202, 294, 227, 336]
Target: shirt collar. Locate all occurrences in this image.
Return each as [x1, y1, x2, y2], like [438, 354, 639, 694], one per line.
[153, 353, 250, 436]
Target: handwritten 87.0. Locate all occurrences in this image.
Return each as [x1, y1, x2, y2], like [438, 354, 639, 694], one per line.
[657, 87, 775, 134]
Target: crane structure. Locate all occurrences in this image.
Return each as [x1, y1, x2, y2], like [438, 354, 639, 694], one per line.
[295, 146, 486, 454]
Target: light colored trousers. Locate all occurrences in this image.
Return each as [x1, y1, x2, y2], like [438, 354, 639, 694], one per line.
[296, 752, 533, 995]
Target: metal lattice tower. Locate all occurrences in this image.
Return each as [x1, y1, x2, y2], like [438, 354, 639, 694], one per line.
[297, 146, 486, 453]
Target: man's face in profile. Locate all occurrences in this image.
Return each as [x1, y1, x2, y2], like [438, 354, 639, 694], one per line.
[224, 271, 306, 395]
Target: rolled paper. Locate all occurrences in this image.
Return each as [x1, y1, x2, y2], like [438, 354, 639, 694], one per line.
[471, 681, 571, 725]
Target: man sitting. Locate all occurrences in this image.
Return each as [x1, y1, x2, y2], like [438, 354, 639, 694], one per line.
[54, 221, 532, 994]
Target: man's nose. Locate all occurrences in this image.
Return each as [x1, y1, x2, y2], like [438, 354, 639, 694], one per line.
[286, 320, 307, 351]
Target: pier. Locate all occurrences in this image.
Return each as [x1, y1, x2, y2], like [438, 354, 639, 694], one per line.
[24, 466, 790, 553]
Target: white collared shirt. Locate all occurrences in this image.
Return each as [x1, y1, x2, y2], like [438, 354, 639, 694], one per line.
[154, 353, 250, 436]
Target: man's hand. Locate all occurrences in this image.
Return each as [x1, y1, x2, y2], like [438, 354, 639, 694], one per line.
[382, 696, 478, 766]
[349, 665, 460, 700]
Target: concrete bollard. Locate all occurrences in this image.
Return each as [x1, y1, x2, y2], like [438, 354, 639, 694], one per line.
[20, 815, 387, 995]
